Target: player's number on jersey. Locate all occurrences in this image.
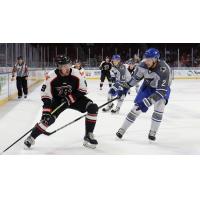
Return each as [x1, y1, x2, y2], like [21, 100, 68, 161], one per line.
[121, 75, 126, 80]
[162, 80, 166, 87]
[41, 84, 47, 92]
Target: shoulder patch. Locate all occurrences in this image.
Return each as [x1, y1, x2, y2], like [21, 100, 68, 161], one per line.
[160, 66, 167, 72]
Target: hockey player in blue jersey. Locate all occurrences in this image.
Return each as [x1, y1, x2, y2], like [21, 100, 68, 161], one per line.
[126, 58, 140, 94]
[102, 54, 131, 113]
[116, 48, 172, 141]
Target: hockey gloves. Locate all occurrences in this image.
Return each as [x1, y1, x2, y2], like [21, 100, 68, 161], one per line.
[110, 82, 124, 97]
[58, 85, 76, 106]
[41, 109, 55, 127]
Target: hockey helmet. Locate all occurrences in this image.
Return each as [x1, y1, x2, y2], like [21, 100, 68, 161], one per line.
[55, 55, 71, 65]
[143, 48, 160, 59]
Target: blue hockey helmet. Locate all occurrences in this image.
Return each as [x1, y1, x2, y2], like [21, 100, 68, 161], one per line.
[112, 54, 121, 61]
[143, 48, 160, 59]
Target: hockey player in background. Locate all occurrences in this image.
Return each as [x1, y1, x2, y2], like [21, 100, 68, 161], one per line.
[99, 56, 112, 90]
[11, 56, 29, 99]
[126, 58, 140, 94]
[73, 60, 86, 78]
[116, 48, 172, 141]
[73, 59, 87, 86]
[102, 54, 131, 114]
[24, 55, 99, 149]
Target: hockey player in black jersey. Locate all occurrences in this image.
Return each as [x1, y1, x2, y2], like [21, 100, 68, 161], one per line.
[99, 56, 112, 90]
[24, 55, 99, 149]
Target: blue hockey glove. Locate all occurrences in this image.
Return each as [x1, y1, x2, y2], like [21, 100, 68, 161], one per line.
[110, 82, 121, 96]
[117, 86, 124, 97]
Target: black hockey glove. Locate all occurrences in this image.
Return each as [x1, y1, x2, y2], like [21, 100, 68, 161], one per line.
[41, 109, 55, 126]
[57, 85, 76, 106]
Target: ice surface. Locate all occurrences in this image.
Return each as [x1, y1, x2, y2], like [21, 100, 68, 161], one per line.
[0, 79, 200, 155]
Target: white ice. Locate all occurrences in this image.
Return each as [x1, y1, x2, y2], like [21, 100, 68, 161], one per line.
[0, 79, 200, 155]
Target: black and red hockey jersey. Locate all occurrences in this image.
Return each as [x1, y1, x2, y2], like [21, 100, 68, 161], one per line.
[41, 68, 87, 109]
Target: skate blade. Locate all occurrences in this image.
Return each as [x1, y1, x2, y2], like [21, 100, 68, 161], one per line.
[148, 139, 156, 143]
[111, 111, 119, 114]
[115, 136, 123, 140]
[102, 109, 111, 112]
[23, 144, 32, 150]
[148, 137, 156, 143]
[83, 141, 97, 149]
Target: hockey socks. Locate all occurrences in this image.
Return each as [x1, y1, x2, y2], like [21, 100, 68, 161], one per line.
[85, 103, 98, 135]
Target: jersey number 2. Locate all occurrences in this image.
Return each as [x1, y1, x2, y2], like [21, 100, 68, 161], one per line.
[162, 80, 166, 87]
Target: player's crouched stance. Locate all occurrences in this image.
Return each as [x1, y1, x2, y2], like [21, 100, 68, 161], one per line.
[24, 55, 98, 149]
[116, 48, 172, 141]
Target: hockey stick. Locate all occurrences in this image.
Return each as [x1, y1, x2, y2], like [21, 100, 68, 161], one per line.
[43, 97, 119, 136]
[2, 102, 66, 153]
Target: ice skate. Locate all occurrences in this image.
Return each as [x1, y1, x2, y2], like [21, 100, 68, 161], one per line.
[24, 135, 35, 148]
[148, 130, 156, 141]
[83, 132, 98, 149]
[111, 106, 120, 114]
[116, 128, 126, 139]
[102, 103, 114, 112]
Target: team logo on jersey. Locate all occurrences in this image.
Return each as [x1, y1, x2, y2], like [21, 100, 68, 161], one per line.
[56, 85, 73, 97]
[145, 78, 154, 84]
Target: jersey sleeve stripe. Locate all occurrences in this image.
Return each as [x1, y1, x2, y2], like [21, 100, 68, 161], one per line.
[156, 89, 167, 91]
[155, 91, 164, 98]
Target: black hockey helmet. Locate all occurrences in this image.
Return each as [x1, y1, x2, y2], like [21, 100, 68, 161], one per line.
[55, 55, 71, 65]
[105, 56, 110, 60]
[17, 56, 23, 60]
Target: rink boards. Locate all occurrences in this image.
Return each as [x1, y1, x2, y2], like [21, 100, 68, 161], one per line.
[0, 68, 200, 106]
[0, 70, 44, 106]
[84, 69, 200, 80]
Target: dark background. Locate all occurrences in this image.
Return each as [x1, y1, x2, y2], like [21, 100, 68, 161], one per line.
[1, 43, 200, 68]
